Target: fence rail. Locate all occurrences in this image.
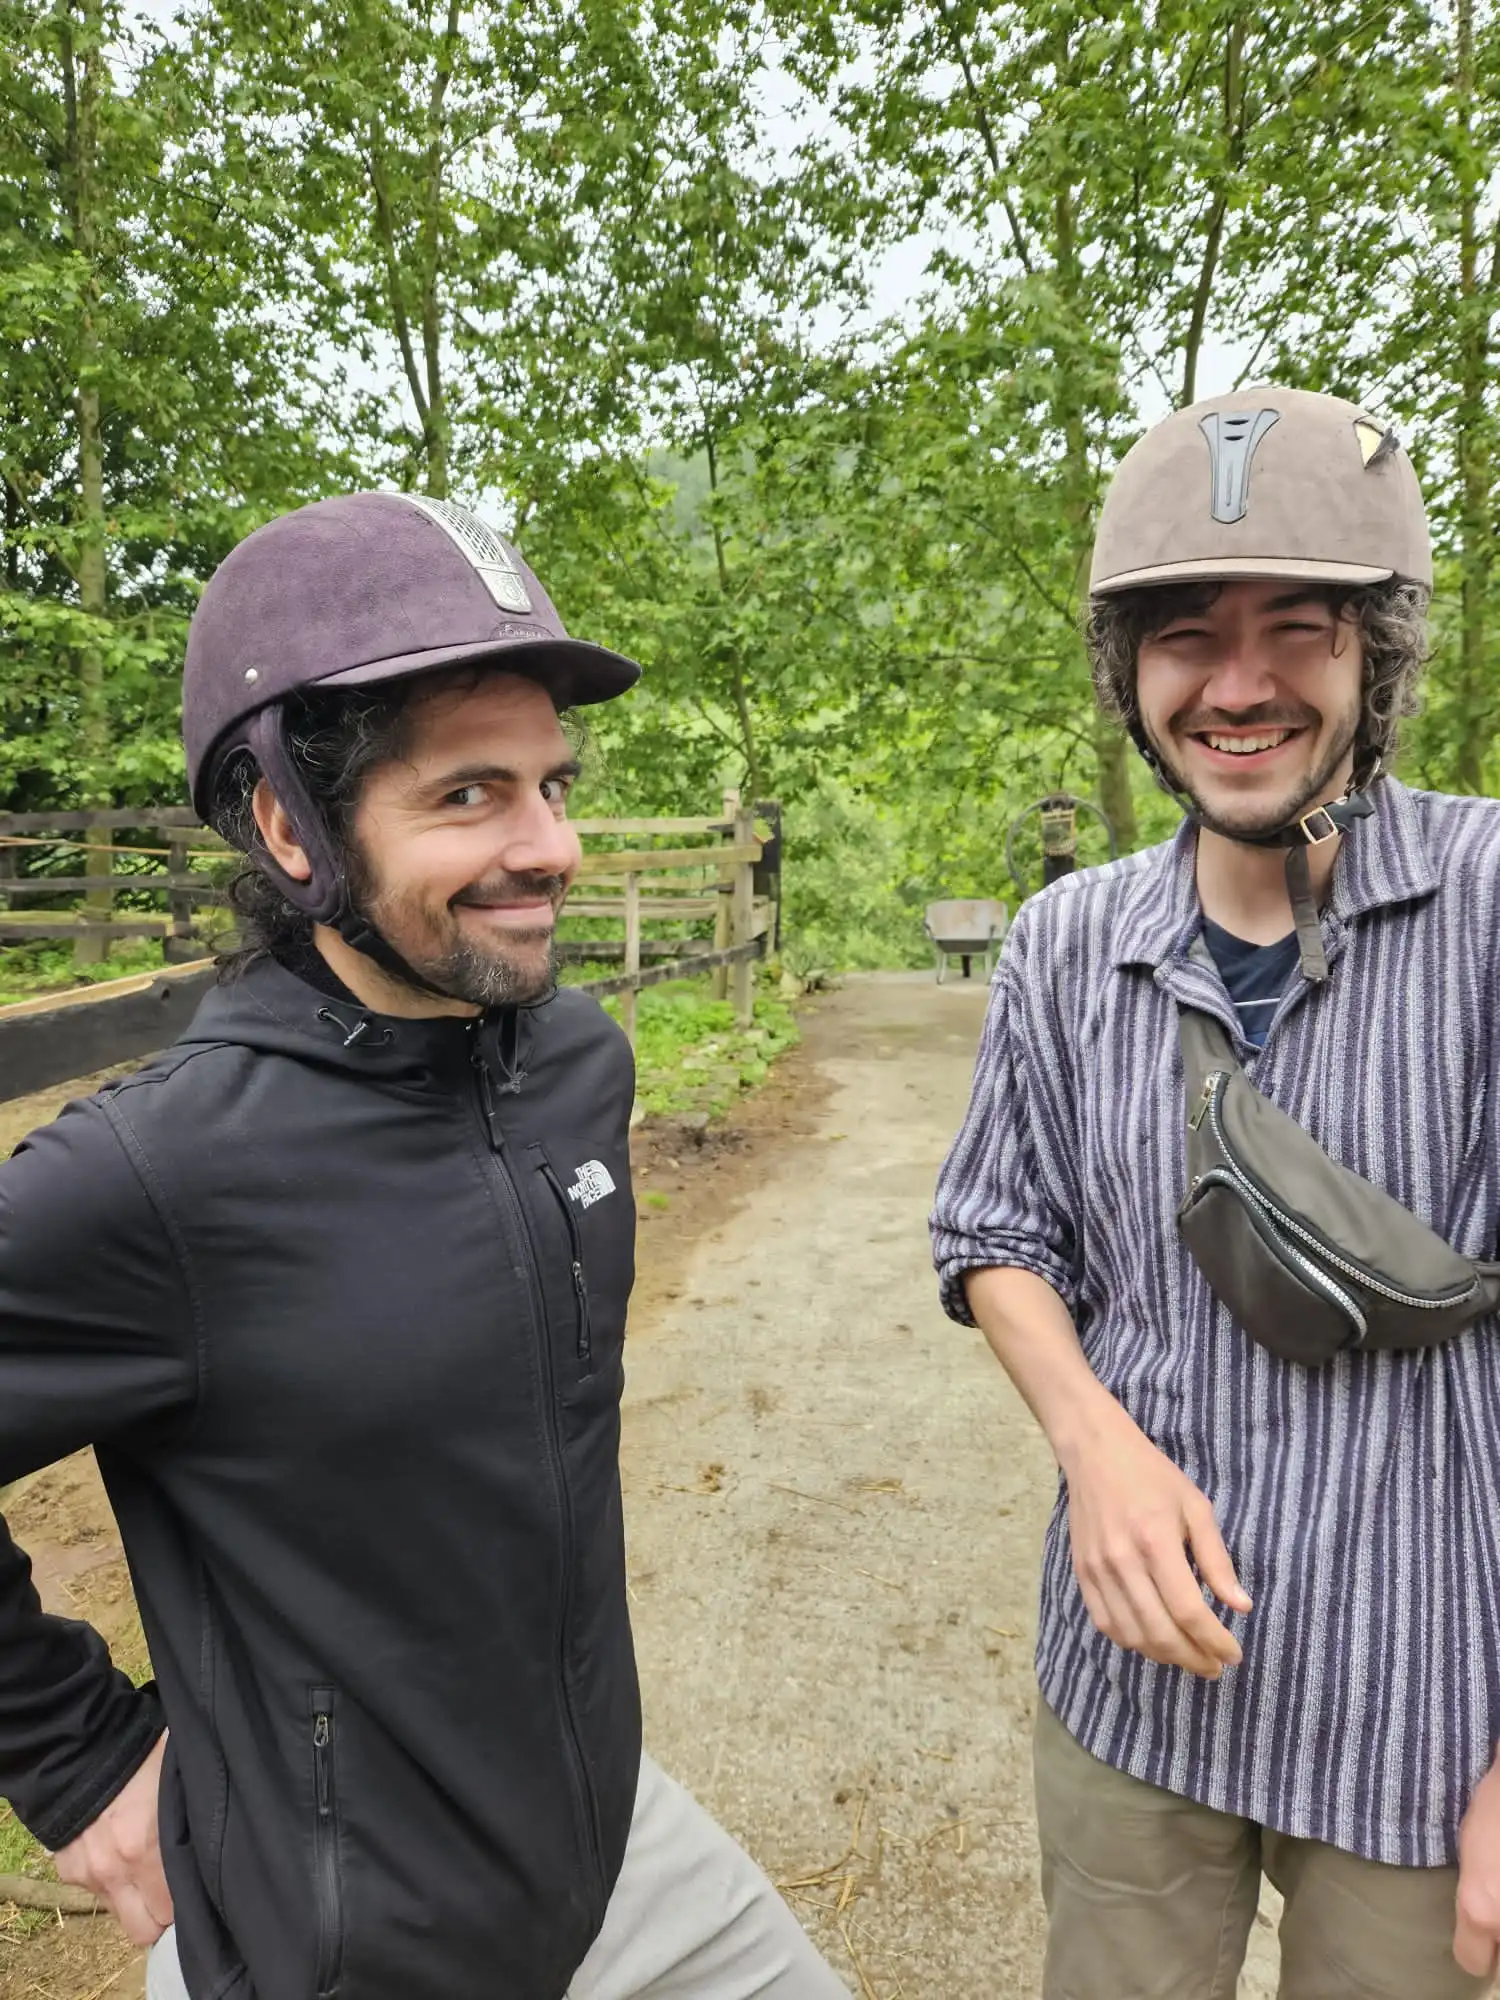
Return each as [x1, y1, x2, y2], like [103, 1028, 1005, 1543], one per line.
[0, 790, 780, 1104]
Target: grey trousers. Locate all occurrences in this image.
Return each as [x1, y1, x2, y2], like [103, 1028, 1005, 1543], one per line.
[146, 1752, 847, 2000]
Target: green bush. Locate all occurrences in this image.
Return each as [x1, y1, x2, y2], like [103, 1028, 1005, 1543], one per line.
[561, 969, 799, 1119]
[0, 937, 169, 1008]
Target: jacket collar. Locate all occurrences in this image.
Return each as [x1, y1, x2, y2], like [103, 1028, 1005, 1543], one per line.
[1109, 776, 1441, 976]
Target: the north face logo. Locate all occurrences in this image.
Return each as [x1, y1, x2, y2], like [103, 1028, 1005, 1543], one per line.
[567, 1161, 616, 1209]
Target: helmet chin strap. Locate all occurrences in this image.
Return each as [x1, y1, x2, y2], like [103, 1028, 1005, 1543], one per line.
[1130, 719, 1379, 983]
[1226, 781, 1375, 983]
[239, 707, 475, 1005]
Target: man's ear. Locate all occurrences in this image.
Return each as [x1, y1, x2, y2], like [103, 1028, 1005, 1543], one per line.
[251, 776, 314, 884]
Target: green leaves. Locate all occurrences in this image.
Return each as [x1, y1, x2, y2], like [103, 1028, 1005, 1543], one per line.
[4, 0, 1500, 949]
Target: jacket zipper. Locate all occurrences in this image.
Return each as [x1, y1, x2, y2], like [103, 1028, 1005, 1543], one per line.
[470, 1040, 608, 1906]
[310, 1689, 343, 1998]
[539, 1158, 593, 1364]
[1198, 1071, 1479, 1317]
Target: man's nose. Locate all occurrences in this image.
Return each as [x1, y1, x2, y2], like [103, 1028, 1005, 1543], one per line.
[499, 795, 581, 880]
[1199, 634, 1280, 713]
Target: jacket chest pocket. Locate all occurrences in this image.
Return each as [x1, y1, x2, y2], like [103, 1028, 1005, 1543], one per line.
[527, 1144, 633, 1377]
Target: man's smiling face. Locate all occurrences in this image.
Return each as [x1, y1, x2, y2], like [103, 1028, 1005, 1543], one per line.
[347, 671, 582, 1007]
[1134, 578, 1365, 840]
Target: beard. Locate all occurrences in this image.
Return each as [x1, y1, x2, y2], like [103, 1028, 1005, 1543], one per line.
[349, 849, 565, 1008]
[1146, 698, 1361, 843]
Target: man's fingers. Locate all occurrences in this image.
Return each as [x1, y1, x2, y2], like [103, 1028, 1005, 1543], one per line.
[1452, 1908, 1500, 1980]
[1079, 1545, 1228, 1678]
[1084, 1572, 1142, 1656]
[104, 1878, 169, 1949]
[1152, 1547, 1243, 1667]
[140, 1856, 174, 1933]
[1115, 1562, 1227, 1677]
[1184, 1498, 1253, 1613]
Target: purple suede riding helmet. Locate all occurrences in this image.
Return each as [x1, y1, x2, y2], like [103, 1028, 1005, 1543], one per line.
[182, 492, 641, 929]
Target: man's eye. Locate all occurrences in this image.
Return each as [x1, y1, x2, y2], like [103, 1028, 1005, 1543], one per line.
[1158, 627, 1209, 643]
[541, 777, 571, 805]
[447, 785, 486, 808]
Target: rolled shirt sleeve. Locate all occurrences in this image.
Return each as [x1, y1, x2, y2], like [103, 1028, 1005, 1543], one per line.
[930, 932, 1079, 1325]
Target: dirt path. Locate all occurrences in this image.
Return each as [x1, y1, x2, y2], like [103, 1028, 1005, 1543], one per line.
[0, 975, 1285, 1998]
[620, 971, 1280, 1998]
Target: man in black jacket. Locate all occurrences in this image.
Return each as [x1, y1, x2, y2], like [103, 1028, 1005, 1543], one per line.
[0, 494, 846, 2000]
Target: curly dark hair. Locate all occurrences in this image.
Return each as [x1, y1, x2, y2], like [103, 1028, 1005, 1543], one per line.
[211, 669, 586, 974]
[1085, 578, 1430, 785]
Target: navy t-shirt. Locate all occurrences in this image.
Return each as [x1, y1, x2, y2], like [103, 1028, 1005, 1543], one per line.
[1201, 917, 1300, 1049]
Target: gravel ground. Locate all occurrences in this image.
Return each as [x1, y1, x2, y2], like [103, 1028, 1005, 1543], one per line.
[619, 971, 1281, 1998]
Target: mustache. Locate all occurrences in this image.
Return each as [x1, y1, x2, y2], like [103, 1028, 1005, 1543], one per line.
[449, 871, 567, 910]
[1174, 704, 1318, 734]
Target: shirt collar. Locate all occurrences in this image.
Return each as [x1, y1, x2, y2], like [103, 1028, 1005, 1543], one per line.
[1110, 775, 1440, 973]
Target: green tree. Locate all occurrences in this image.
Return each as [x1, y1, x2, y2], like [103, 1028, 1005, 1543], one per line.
[778, 0, 1442, 847]
[0, 0, 345, 838]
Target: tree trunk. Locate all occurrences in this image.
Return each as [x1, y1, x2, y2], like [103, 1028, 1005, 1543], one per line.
[1093, 720, 1136, 854]
[1052, 168, 1138, 848]
[1180, 21, 1244, 409]
[704, 432, 762, 800]
[1453, 0, 1493, 793]
[60, 0, 113, 963]
[416, 0, 461, 499]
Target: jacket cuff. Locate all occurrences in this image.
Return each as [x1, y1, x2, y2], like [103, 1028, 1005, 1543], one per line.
[25, 1683, 165, 1852]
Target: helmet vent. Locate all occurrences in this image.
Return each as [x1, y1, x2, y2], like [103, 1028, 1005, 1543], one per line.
[1199, 407, 1280, 524]
[403, 495, 534, 614]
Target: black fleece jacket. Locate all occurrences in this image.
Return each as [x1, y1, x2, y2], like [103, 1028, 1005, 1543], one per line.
[0, 955, 641, 1999]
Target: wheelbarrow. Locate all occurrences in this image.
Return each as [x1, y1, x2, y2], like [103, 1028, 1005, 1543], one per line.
[923, 899, 1008, 983]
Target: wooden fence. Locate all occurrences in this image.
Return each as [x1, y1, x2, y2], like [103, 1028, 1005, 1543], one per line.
[0, 791, 779, 1104]
[0, 808, 221, 960]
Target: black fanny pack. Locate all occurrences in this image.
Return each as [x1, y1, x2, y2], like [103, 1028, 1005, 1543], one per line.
[1175, 992, 1500, 1366]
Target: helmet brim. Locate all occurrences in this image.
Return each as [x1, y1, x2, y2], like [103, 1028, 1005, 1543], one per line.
[1091, 554, 1395, 595]
[313, 633, 641, 707]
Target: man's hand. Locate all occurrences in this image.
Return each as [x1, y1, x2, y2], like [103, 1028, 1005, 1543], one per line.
[960, 1266, 1251, 1679]
[1061, 1397, 1252, 1679]
[53, 1733, 173, 1946]
[1455, 1750, 1500, 1981]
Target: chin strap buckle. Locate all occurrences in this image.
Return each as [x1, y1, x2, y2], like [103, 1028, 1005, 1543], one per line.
[1297, 805, 1340, 845]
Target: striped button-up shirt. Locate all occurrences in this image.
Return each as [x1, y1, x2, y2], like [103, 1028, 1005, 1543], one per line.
[932, 778, 1500, 1865]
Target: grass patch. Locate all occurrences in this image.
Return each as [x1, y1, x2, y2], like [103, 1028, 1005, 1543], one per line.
[0, 937, 170, 1008]
[0, 1802, 58, 1937]
[582, 972, 799, 1119]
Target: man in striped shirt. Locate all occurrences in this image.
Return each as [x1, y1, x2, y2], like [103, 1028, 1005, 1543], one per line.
[933, 388, 1500, 1997]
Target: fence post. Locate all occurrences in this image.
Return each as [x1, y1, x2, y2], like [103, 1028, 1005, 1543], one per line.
[621, 869, 641, 1047]
[0, 839, 14, 913]
[74, 821, 114, 967]
[731, 799, 755, 1029]
[712, 787, 738, 1002]
[752, 799, 782, 951]
[165, 837, 195, 963]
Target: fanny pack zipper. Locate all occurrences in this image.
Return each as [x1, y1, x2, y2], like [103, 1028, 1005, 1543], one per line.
[1196, 1071, 1478, 1318]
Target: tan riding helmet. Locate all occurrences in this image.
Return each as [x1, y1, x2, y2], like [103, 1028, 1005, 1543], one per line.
[1090, 386, 1432, 596]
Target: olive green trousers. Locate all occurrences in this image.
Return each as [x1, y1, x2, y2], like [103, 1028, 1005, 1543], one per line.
[1034, 1700, 1491, 2000]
